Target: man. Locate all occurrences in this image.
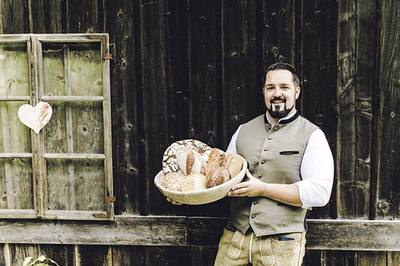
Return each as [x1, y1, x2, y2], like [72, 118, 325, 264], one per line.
[213, 62, 334, 265]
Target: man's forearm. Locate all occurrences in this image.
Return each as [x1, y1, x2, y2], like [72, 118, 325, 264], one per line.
[261, 183, 302, 207]
[228, 170, 303, 207]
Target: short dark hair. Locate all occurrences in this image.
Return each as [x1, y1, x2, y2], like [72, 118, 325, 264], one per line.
[267, 62, 300, 88]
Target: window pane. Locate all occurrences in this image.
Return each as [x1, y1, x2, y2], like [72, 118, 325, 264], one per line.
[46, 159, 105, 211]
[42, 42, 103, 97]
[0, 158, 33, 210]
[45, 102, 104, 154]
[0, 101, 31, 153]
[0, 43, 30, 97]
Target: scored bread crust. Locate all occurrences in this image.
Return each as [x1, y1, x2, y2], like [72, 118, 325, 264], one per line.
[176, 147, 207, 175]
[162, 139, 212, 175]
[206, 148, 222, 176]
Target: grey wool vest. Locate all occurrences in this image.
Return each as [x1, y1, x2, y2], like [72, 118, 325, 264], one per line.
[230, 112, 318, 237]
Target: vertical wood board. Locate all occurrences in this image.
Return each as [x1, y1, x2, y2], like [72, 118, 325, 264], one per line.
[222, 0, 261, 148]
[300, 0, 337, 219]
[375, 0, 400, 219]
[104, 0, 141, 215]
[140, 0, 172, 215]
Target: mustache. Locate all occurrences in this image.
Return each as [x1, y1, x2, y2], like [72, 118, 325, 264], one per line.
[270, 97, 286, 103]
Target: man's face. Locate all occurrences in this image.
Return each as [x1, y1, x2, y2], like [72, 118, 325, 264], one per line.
[263, 69, 300, 119]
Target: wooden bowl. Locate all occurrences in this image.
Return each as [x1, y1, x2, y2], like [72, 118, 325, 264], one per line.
[154, 156, 247, 205]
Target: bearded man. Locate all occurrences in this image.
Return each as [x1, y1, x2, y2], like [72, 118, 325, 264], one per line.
[214, 62, 334, 266]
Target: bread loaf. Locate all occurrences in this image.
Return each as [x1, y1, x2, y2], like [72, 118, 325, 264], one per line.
[206, 166, 231, 188]
[176, 147, 207, 175]
[182, 172, 207, 192]
[162, 139, 212, 175]
[162, 172, 186, 191]
[206, 148, 222, 176]
[221, 153, 243, 178]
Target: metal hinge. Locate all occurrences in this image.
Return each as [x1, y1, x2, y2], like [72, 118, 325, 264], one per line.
[90, 35, 113, 60]
[94, 196, 116, 218]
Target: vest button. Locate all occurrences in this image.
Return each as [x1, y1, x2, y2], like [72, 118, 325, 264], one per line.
[251, 214, 255, 219]
[254, 201, 257, 205]
[264, 148, 268, 152]
[261, 161, 265, 164]
[268, 137, 272, 140]
[258, 174, 262, 178]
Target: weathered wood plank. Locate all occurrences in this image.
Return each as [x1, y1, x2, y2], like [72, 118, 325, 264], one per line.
[104, 0, 141, 216]
[337, 0, 367, 219]
[0, 244, 5, 266]
[187, 0, 217, 146]
[222, 0, 261, 147]
[0, 216, 187, 246]
[388, 251, 400, 266]
[148, 246, 191, 265]
[0, 209, 36, 219]
[375, 0, 400, 220]
[167, 0, 190, 144]
[354, 0, 377, 219]
[65, 0, 102, 33]
[0, 0, 30, 34]
[263, 0, 296, 65]
[0, 217, 399, 251]
[186, 217, 226, 246]
[306, 219, 400, 251]
[140, 0, 175, 215]
[28, 0, 64, 33]
[78, 245, 111, 266]
[111, 246, 146, 266]
[36, 244, 74, 266]
[188, 246, 218, 266]
[300, 0, 338, 219]
[9, 244, 39, 266]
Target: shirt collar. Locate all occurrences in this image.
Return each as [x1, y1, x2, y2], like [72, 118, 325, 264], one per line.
[264, 110, 300, 127]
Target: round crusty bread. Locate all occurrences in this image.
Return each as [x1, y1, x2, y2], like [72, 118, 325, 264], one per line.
[221, 153, 244, 178]
[182, 172, 207, 192]
[162, 172, 186, 191]
[162, 139, 212, 175]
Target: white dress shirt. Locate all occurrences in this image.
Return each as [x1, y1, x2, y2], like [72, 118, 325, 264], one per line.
[226, 112, 334, 209]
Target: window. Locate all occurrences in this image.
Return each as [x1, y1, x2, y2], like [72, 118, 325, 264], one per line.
[0, 34, 113, 220]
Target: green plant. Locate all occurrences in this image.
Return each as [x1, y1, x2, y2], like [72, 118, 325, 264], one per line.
[23, 255, 60, 266]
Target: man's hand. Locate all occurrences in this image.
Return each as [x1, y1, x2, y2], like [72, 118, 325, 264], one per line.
[228, 169, 303, 207]
[166, 197, 183, 205]
[228, 170, 266, 197]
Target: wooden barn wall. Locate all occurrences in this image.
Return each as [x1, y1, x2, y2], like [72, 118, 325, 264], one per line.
[0, 0, 399, 265]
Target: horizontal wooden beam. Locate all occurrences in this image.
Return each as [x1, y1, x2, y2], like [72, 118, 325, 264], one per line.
[0, 216, 399, 251]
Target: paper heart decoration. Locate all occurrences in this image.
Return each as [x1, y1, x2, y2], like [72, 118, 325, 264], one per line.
[18, 102, 53, 134]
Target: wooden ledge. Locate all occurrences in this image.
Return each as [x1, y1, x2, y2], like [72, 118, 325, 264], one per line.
[0, 216, 399, 251]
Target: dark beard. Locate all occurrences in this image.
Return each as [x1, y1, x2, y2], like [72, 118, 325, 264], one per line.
[267, 104, 293, 119]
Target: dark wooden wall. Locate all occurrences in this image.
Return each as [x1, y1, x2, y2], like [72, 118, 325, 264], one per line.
[1, 0, 400, 265]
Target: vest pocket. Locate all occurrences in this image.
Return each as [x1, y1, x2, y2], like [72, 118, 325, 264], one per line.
[279, 151, 300, 155]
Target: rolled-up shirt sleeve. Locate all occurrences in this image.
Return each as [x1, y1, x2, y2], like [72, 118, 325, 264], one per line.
[296, 129, 334, 208]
